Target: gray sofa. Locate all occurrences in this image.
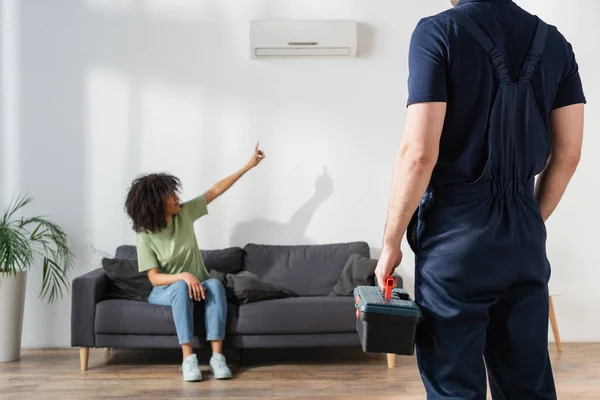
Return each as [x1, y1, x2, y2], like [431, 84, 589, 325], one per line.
[71, 241, 394, 370]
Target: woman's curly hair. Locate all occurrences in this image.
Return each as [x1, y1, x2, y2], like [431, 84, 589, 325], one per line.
[125, 173, 181, 233]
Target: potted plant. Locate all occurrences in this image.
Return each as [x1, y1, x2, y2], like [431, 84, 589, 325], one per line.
[0, 195, 74, 362]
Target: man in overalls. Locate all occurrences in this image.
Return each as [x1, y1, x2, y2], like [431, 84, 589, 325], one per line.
[375, 0, 585, 398]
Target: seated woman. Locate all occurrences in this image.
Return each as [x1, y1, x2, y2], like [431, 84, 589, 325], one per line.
[124, 143, 265, 382]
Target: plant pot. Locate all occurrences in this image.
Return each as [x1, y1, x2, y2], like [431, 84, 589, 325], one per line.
[0, 271, 27, 362]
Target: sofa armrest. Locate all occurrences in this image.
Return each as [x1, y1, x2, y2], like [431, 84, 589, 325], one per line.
[71, 268, 107, 347]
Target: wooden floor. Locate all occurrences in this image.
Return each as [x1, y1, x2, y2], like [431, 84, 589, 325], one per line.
[1, 344, 599, 400]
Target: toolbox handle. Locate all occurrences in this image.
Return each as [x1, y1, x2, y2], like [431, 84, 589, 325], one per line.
[383, 277, 396, 299]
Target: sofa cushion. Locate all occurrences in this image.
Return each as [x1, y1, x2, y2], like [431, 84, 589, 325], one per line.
[233, 296, 356, 335]
[114, 245, 244, 274]
[95, 299, 237, 336]
[102, 258, 153, 301]
[243, 242, 370, 296]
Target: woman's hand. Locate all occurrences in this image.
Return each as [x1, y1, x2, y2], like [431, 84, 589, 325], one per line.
[374, 245, 403, 289]
[246, 142, 265, 169]
[181, 272, 206, 301]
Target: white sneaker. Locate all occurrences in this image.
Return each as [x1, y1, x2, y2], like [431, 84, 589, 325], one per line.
[209, 353, 232, 379]
[182, 354, 202, 382]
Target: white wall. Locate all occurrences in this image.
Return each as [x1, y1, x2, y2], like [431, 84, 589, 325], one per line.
[1, 0, 598, 348]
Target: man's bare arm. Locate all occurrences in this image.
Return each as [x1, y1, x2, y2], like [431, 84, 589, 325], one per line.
[381, 102, 446, 249]
[535, 104, 584, 221]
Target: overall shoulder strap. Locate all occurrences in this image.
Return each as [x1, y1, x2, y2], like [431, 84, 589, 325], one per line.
[519, 17, 549, 83]
[445, 8, 511, 84]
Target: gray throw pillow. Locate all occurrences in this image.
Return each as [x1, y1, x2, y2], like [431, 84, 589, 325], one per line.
[210, 270, 296, 304]
[102, 258, 153, 302]
[330, 253, 377, 296]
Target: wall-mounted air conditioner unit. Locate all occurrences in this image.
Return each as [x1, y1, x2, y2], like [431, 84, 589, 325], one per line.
[250, 20, 358, 58]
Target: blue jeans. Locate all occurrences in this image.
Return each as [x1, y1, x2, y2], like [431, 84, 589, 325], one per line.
[148, 278, 227, 344]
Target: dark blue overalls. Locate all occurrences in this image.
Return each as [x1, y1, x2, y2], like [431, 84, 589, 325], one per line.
[408, 7, 561, 400]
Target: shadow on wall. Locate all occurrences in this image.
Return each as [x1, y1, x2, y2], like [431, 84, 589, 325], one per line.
[230, 167, 333, 246]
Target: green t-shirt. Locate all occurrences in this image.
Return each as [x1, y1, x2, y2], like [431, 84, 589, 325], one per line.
[136, 194, 210, 283]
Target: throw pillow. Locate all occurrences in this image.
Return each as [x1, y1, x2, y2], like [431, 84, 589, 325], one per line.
[102, 257, 153, 301]
[329, 253, 377, 296]
[229, 271, 297, 304]
[203, 247, 244, 274]
[209, 269, 296, 304]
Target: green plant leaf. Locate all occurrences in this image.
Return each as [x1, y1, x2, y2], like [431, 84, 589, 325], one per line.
[0, 225, 34, 274]
[1, 195, 74, 303]
[2, 195, 33, 225]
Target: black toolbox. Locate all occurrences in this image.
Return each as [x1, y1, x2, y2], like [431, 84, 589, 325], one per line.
[354, 278, 423, 355]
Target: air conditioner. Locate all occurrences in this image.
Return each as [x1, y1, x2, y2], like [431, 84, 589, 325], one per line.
[250, 20, 358, 58]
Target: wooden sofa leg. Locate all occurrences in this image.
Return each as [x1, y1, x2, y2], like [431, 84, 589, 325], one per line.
[80, 347, 89, 371]
[387, 353, 395, 368]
